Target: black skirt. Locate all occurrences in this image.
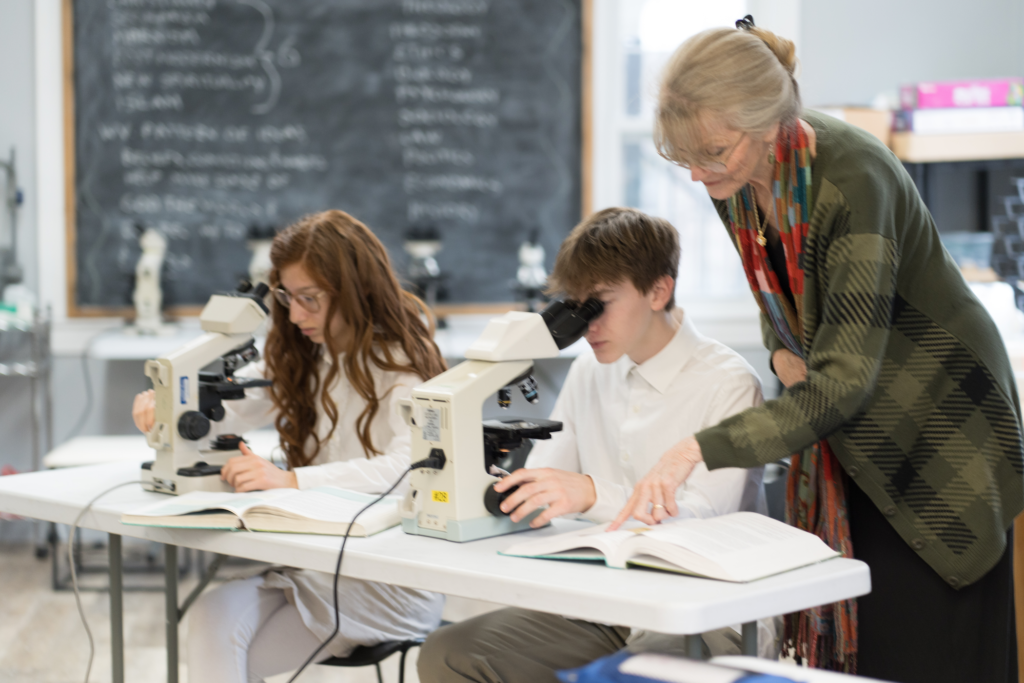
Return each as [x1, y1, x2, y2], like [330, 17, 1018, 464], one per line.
[847, 479, 1016, 683]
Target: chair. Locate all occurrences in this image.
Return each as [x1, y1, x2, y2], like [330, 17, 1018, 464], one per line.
[318, 622, 451, 683]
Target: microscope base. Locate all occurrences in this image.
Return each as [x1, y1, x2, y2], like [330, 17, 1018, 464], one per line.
[141, 460, 234, 496]
[401, 511, 545, 542]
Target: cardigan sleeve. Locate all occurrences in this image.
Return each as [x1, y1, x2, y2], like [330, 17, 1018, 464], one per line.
[761, 313, 788, 375]
[699, 172, 902, 469]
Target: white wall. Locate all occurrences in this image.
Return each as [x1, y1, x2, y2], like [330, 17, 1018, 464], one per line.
[0, 0, 37, 294]
[0, 0, 38, 542]
[799, 0, 1024, 107]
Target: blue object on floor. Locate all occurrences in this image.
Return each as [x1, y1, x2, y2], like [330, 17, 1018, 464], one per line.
[556, 650, 798, 683]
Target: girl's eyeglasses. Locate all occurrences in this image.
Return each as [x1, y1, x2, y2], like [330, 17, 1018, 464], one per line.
[273, 287, 328, 313]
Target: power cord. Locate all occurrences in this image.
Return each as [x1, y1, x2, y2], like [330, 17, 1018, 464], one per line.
[67, 480, 141, 683]
[286, 452, 446, 682]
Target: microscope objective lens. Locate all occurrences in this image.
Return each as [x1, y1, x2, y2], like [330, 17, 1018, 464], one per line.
[497, 387, 512, 409]
[518, 376, 539, 404]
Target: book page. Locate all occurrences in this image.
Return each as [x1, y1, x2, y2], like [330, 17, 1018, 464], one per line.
[246, 488, 401, 534]
[125, 488, 295, 518]
[499, 522, 639, 563]
[624, 512, 838, 581]
[639, 512, 820, 561]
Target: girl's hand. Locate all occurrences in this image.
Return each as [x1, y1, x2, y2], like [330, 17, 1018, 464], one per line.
[607, 436, 704, 530]
[221, 442, 298, 492]
[772, 348, 807, 388]
[132, 389, 156, 433]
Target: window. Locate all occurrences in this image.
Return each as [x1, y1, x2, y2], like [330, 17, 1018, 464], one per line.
[595, 0, 751, 300]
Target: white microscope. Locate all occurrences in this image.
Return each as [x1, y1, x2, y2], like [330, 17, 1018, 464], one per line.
[514, 229, 548, 312]
[141, 282, 272, 495]
[399, 299, 603, 542]
[126, 225, 177, 336]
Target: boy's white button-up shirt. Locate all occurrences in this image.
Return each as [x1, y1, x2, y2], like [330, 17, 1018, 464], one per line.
[527, 311, 768, 523]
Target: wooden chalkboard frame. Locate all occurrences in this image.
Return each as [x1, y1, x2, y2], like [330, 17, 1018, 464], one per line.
[63, 0, 592, 319]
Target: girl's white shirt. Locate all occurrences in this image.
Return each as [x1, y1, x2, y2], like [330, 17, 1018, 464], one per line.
[222, 346, 422, 495]
[206, 344, 444, 659]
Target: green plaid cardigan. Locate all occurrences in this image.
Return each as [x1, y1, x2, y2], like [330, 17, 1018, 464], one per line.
[698, 111, 1024, 589]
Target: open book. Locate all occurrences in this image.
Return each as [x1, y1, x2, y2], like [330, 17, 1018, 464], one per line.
[500, 512, 840, 582]
[121, 487, 400, 537]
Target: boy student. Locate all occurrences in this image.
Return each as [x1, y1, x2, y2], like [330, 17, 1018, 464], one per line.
[417, 207, 772, 683]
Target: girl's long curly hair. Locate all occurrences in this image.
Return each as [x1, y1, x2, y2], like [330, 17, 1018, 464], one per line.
[264, 210, 446, 469]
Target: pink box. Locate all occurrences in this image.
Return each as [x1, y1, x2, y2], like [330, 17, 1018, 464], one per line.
[900, 78, 1024, 109]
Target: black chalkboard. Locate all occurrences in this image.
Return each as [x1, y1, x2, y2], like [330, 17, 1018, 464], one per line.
[68, 0, 586, 312]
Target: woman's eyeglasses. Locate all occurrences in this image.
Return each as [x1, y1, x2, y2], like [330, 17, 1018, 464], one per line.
[273, 287, 328, 313]
[675, 133, 747, 173]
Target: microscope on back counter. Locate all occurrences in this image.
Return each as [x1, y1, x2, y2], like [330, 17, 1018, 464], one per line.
[404, 225, 448, 328]
[512, 229, 549, 313]
[399, 298, 603, 542]
[141, 281, 272, 495]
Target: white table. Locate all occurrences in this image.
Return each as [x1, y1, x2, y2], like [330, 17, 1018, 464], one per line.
[42, 432, 282, 469]
[0, 459, 871, 683]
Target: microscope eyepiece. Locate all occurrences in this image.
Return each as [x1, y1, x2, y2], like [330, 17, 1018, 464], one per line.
[575, 298, 604, 320]
[539, 298, 604, 350]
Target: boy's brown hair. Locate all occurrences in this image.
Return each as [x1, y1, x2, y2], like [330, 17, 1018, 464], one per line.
[547, 207, 680, 310]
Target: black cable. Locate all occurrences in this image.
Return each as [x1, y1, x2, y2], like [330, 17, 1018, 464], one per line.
[68, 480, 142, 683]
[286, 454, 443, 682]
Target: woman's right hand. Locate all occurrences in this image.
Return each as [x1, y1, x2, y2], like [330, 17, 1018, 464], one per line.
[132, 389, 156, 433]
[772, 349, 807, 388]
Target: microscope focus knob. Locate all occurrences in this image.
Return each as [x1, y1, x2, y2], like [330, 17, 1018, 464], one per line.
[178, 411, 211, 441]
[484, 483, 520, 517]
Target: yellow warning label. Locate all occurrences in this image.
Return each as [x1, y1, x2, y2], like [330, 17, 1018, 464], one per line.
[431, 490, 449, 503]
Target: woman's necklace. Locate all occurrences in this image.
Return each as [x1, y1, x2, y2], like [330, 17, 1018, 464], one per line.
[749, 185, 770, 247]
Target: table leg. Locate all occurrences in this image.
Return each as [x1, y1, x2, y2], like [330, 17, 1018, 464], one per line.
[684, 634, 703, 659]
[109, 534, 124, 683]
[741, 621, 757, 656]
[165, 544, 179, 683]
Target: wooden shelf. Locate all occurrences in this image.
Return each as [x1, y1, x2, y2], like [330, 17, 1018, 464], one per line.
[892, 131, 1024, 162]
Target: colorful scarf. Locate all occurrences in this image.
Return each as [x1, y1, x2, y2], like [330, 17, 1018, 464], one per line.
[725, 123, 858, 673]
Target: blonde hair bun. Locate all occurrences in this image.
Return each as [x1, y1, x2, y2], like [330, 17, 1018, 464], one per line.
[750, 27, 797, 77]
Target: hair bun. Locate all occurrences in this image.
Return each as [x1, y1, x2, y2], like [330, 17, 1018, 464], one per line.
[750, 27, 797, 76]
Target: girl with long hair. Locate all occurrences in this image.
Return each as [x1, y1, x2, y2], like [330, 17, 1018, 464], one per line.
[132, 209, 447, 682]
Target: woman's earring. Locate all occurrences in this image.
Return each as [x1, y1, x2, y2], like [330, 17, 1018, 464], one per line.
[768, 145, 776, 165]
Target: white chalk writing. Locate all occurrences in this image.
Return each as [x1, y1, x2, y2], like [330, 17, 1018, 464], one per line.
[120, 147, 328, 172]
[407, 201, 480, 222]
[159, 71, 265, 92]
[389, 22, 482, 40]
[395, 85, 498, 105]
[402, 0, 489, 16]
[398, 108, 497, 127]
[393, 64, 472, 84]
[403, 147, 474, 167]
[392, 42, 465, 62]
[405, 173, 502, 194]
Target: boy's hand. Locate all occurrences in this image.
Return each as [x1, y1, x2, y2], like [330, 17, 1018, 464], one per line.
[132, 389, 156, 433]
[608, 435, 703, 530]
[492, 467, 597, 528]
[220, 442, 298, 492]
[772, 349, 807, 388]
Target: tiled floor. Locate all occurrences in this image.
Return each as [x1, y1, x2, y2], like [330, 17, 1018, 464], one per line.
[0, 540, 501, 683]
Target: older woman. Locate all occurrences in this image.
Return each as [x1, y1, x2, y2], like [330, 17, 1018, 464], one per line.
[612, 17, 1021, 682]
